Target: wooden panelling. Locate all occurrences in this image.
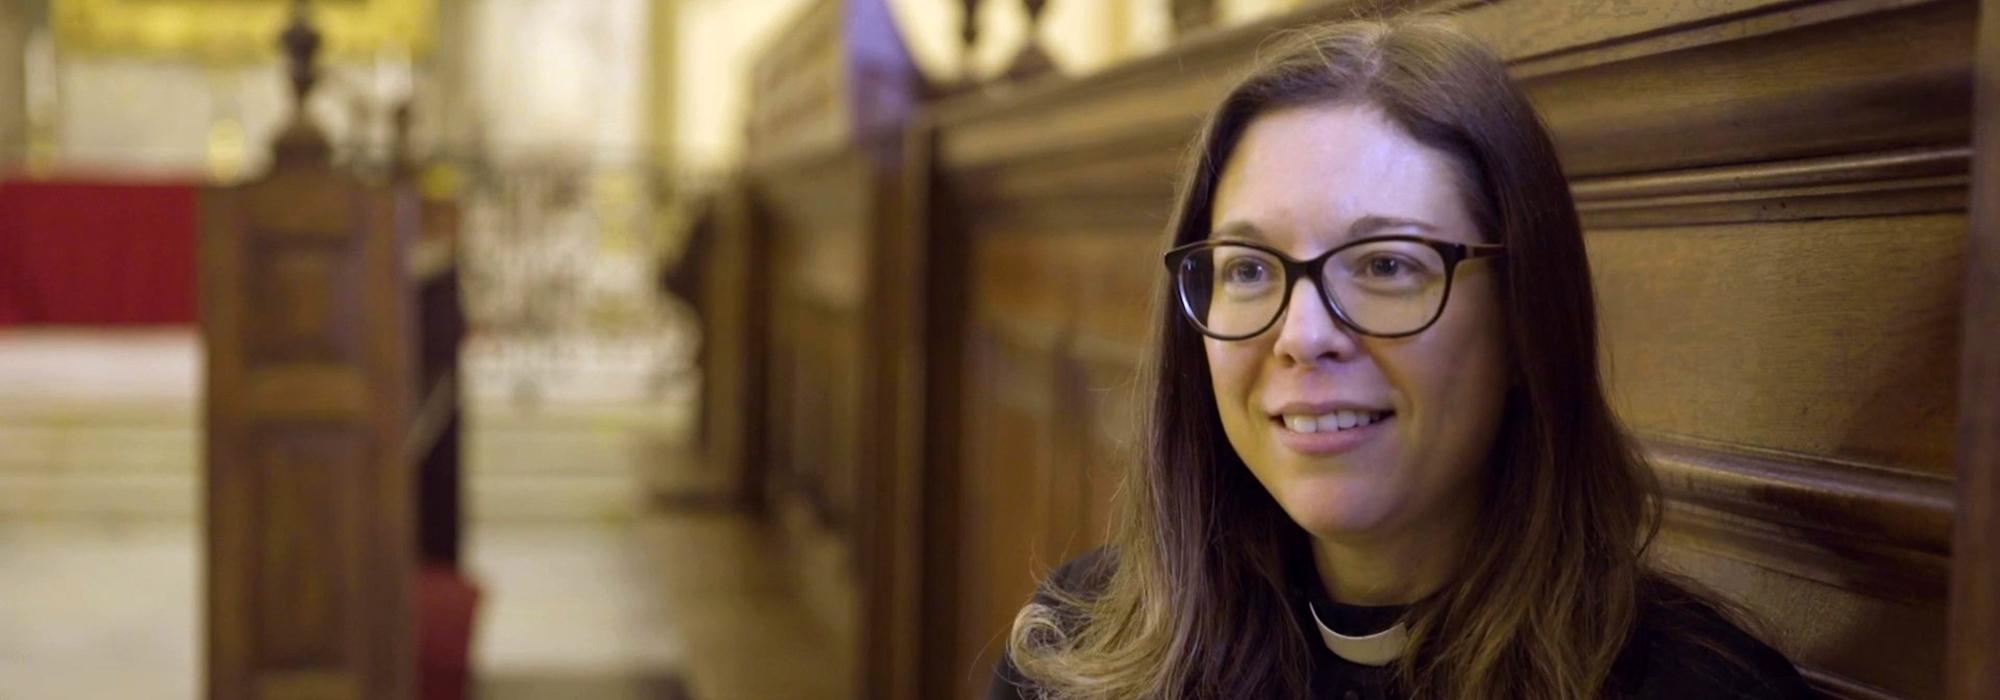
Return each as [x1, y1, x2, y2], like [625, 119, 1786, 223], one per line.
[712, 2, 923, 699]
[255, 671, 361, 700]
[246, 237, 363, 365]
[1510, 0, 1974, 177]
[899, 0, 1982, 697]
[1590, 215, 1962, 474]
[253, 430, 365, 667]
[696, 181, 769, 507]
[206, 175, 424, 699]
[1657, 521, 1947, 698]
[1572, 146, 1971, 229]
[954, 329, 1055, 696]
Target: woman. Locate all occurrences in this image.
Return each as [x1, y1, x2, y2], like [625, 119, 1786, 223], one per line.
[989, 16, 1814, 700]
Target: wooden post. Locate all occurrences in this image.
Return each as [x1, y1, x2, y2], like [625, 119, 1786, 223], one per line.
[203, 3, 424, 697]
[1170, 0, 1219, 36]
[1947, 0, 2000, 696]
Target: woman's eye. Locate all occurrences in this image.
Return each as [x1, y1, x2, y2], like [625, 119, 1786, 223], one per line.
[1360, 255, 1416, 278]
[1221, 259, 1272, 285]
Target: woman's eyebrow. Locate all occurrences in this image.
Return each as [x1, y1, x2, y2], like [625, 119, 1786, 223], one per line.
[1349, 215, 1438, 237]
[1210, 220, 1265, 242]
[1211, 216, 1438, 243]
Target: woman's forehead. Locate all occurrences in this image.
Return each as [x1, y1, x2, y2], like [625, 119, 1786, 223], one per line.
[1209, 104, 1478, 246]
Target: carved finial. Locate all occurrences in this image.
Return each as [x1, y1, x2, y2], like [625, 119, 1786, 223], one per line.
[392, 100, 415, 178]
[961, 0, 980, 51]
[1003, 0, 1054, 80]
[1170, 0, 1219, 37]
[282, 0, 320, 108]
[274, 0, 330, 167]
[956, 0, 980, 78]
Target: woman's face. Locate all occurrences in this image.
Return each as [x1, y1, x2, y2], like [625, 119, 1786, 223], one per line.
[1205, 104, 1510, 543]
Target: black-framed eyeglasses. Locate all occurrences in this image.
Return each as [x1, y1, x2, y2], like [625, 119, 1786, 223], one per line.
[1162, 236, 1505, 340]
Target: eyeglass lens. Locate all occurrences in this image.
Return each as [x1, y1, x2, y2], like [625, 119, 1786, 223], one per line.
[1175, 241, 1450, 338]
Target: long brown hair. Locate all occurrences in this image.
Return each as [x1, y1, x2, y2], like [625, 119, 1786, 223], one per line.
[1008, 16, 1674, 699]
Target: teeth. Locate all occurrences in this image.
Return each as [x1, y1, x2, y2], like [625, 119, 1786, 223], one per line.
[1282, 410, 1390, 434]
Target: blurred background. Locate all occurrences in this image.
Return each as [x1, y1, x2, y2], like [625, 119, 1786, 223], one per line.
[0, 0, 1991, 699]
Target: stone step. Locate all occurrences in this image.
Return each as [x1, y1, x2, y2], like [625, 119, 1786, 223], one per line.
[471, 473, 646, 522]
[0, 423, 198, 476]
[0, 473, 196, 520]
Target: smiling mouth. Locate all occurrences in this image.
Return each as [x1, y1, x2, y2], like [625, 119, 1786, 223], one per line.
[1271, 410, 1395, 434]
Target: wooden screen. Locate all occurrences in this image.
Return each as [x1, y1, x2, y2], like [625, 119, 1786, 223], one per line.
[891, 0, 1987, 697]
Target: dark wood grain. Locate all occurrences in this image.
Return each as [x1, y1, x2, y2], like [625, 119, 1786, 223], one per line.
[1589, 214, 1962, 475]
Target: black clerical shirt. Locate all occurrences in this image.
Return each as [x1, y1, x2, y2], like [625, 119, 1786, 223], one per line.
[988, 548, 1816, 699]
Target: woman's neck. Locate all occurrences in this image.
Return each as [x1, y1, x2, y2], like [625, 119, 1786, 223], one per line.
[1309, 506, 1474, 606]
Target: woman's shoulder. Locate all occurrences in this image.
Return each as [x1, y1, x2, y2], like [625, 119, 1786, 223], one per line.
[1018, 547, 1120, 634]
[988, 548, 1119, 700]
[1616, 577, 1817, 699]
[1038, 546, 1119, 600]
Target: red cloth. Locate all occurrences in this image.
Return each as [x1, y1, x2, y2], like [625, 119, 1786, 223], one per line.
[417, 566, 481, 700]
[0, 179, 198, 326]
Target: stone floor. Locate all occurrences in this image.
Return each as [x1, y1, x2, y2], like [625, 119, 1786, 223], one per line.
[0, 328, 851, 700]
[0, 513, 850, 699]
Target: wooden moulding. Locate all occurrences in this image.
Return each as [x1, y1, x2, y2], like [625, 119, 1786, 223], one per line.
[1515, 0, 1972, 178]
[937, 0, 1974, 237]
[1573, 145, 1972, 228]
[1646, 435, 1955, 556]
[932, 0, 1970, 175]
[1646, 435, 1955, 603]
[1801, 668, 1907, 700]
[929, 0, 1461, 167]
[242, 365, 369, 420]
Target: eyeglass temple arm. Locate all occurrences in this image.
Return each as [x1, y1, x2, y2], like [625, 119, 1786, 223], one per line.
[1465, 243, 1506, 259]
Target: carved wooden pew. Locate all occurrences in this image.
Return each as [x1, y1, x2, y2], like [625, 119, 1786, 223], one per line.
[199, 11, 465, 700]
[882, 0, 1996, 698]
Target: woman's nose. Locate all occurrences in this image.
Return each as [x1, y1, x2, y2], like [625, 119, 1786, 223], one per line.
[1270, 276, 1362, 366]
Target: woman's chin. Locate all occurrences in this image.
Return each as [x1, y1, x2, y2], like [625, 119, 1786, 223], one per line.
[1277, 478, 1398, 539]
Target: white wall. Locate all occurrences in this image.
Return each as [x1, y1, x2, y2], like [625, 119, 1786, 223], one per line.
[667, 0, 1148, 172]
[50, 56, 422, 179]
[28, 0, 657, 179]
[466, 0, 649, 165]
[671, 0, 813, 173]
[0, 0, 24, 169]
[667, 0, 1312, 174]
[21, 0, 1312, 178]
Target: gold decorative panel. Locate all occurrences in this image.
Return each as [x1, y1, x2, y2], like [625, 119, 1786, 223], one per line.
[53, 0, 432, 64]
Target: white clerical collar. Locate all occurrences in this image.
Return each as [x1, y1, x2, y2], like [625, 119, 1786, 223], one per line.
[1309, 602, 1408, 667]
